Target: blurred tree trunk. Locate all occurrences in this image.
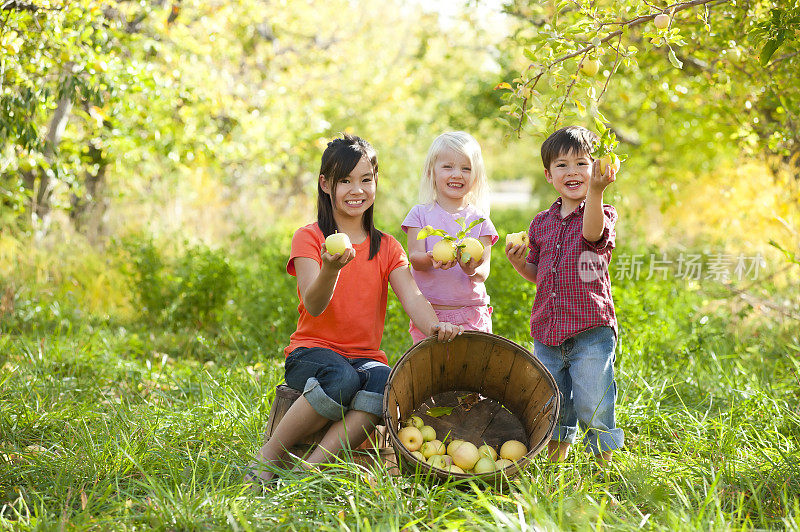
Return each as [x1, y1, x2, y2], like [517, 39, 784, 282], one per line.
[70, 143, 109, 246]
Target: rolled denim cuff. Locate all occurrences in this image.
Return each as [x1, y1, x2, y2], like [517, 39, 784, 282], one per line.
[302, 377, 346, 421]
[551, 424, 579, 444]
[350, 390, 383, 417]
[584, 428, 625, 454]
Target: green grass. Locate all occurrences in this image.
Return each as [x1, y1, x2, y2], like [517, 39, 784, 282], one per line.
[1, 217, 799, 530]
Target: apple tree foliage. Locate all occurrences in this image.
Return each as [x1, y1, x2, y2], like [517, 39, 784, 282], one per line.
[494, 0, 800, 202]
[1, 0, 506, 239]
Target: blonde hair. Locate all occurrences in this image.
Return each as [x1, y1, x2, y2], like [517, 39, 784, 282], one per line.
[418, 131, 490, 214]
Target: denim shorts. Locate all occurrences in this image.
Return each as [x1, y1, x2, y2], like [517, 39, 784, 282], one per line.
[284, 347, 390, 420]
[534, 326, 624, 454]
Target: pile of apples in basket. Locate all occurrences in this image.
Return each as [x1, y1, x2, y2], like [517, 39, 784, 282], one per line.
[397, 415, 527, 475]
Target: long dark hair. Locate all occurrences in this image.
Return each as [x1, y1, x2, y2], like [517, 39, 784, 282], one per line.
[317, 133, 382, 259]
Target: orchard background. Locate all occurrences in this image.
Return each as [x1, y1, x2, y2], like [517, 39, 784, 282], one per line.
[1, 1, 799, 530]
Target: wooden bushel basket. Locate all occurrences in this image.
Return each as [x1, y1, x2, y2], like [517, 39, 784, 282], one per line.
[383, 331, 560, 483]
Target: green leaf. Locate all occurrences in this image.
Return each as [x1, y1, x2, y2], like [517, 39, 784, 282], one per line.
[426, 407, 454, 417]
[668, 49, 684, 69]
[759, 37, 783, 66]
[464, 217, 485, 232]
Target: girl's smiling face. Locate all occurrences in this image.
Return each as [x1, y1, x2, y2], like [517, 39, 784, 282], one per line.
[322, 155, 376, 221]
[545, 149, 592, 208]
[433, 148, 473, 207]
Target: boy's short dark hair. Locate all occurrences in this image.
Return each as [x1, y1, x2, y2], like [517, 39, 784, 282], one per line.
[540, 126, 599, 170]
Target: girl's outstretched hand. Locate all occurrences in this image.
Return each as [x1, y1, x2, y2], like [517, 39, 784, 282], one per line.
[458, 253, 485, 276]
[427, 251, 458, 270]
[431, 322, 464, 342]
[321, 243, 356, 271]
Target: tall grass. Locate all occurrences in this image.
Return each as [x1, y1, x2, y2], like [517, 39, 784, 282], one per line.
[1, 213, 798, 530]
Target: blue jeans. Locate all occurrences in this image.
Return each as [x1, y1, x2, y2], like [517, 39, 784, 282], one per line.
[534, 326, 624, 454]
[284, 347, 390, 420]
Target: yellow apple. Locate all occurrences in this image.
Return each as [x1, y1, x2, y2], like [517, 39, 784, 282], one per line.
[421, 439, 446, 459]
[499, 440, 528, 462]
[404, 415, 424, 429]
[410, 450, 425, 462]
[473, 456, 497, 474]
[505, 231, 529, 248]
[478, 444, 497, 461]
[448, 464, 465, 474]
[495, 458, 515, 470]
[325, 233, 351, 255]
[450, 441, 480, 471]
[446, 439, 465, 456]
[654, 13, 670, 29]
[427, 454, 448, 470]
[599, 153, 621, 175]
[398, 426, 423, 452]
[431, 239, 457, 263]
[419, 425, 436, 442]
[459, 237, 484, 264]
[581, 58, 600, 77]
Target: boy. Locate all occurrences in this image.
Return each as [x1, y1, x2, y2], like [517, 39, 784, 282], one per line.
[505, 126, 623, 465]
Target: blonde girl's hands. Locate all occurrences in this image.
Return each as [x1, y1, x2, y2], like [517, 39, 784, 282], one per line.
[321, 243, 356, 271]
[426, 251, 458, 270]
[431, 322, 464, 342]
[590, 159, 616, 192]
[457, 251, 484, 277]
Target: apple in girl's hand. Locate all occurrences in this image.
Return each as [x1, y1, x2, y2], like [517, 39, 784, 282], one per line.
[478, 444, 497, 461]
[499, 440, 528, 462]
[419, 425, 436, 442]
[325, 233, 351, 255]
[398, 426, 423, 452]
[599, 153, 621, 175]
[505, 232, 529, 248]
[432, 239, 457, 263]
[404, 416, 424, 429]
[459, 237, 484, 264]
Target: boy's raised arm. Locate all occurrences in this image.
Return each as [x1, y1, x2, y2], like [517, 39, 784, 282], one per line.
[583, 160, 616, 243]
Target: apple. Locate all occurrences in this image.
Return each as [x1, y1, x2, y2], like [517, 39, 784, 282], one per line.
[495, 458, 515, 470]
[654, 13, 670, 29]
[325, 233, 351, 256]
[446, 439, 465, 456]
[420, 439, 446, 459]
[427, 454, 448, 470]
[404, 416, 424, 429]
[598, 153, 621, 175]
[459, 237, 484, 264]
[419, 425, 436, 442]
[478, 444, 497, 461]
[450, 441, 480, 471]
[499, 440, 528, 462]
[580, 58, 600, 77]
[505, 231, 529, 248]
[432, 239, 457, 263]
[398, 426, 423, 452]
[448, 465, 465, 474]
[473, 456, 497, 474]
[410, 450, 425, 462]
[441, 455, 453, 467]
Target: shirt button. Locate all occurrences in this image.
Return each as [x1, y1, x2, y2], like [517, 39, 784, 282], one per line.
[562, 221, 566, 226]
[551, 292, 556, 297]
[551, 268, 556, 272]
[556, 244, 560, 249]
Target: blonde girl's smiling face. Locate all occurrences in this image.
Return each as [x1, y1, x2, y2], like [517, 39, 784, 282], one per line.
[433, 147, 472, 207]
[321, 155, 376, 220]
[545, 149, 592, 205]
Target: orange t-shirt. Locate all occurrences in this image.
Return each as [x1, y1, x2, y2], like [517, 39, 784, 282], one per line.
[284, 223, 409, 365]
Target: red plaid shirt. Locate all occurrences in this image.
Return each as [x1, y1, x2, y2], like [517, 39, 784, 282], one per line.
[526, 198, 618, 345]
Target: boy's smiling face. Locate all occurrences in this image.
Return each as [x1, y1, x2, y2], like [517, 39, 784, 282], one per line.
[545, 148, 593, 211]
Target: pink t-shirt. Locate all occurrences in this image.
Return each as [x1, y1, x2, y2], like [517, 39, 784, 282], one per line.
[401, 202, 498, 307]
